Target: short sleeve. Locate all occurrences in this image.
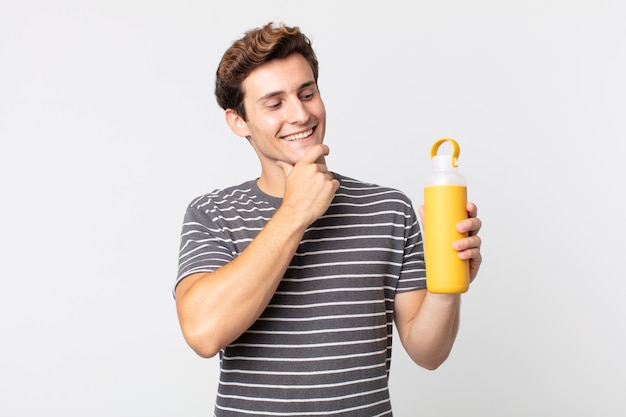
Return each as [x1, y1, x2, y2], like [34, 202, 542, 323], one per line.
[174, 198, 235, 295]
[396, 202, 427, 292]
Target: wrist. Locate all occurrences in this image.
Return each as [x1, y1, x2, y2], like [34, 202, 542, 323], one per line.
[426, 292, 461, 307]
[275, 201, 314, 231]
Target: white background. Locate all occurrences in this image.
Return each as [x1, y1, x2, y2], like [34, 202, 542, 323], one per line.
[1, 0, 625, 415]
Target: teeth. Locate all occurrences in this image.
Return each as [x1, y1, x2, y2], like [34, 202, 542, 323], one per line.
[283, 129, 313, 141]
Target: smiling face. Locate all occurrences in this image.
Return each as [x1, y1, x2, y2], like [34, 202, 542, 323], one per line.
[225, 53, 326, 184]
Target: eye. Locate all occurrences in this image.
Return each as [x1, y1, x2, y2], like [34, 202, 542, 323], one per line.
[265, 100, 281, 109]
[300, 90, 315, 101]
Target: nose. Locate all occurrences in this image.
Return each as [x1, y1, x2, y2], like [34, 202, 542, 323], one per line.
[286, 96, 309, 124]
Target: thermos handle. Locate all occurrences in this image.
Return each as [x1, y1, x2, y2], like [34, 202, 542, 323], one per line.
[429, 138, 460, 168]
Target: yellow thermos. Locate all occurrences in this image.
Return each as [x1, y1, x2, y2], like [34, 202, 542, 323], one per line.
[424, 138, 469, 293]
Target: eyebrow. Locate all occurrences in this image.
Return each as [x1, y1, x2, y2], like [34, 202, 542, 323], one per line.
[256, 81, 317, 103]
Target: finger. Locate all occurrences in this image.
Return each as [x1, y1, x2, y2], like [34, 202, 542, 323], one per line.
[277, 160, 293, 176]
[300, 143, 330, 165]
[457, 216, 482, 235]
[466, 201, 478, 218]
[453, 235, 481, 254]
[456, 246, 480, 261]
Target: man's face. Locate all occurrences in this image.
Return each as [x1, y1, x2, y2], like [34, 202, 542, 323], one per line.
[237, 53, 326, 169]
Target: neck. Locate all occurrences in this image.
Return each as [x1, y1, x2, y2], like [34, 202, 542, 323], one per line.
[256, 166, 286, 198]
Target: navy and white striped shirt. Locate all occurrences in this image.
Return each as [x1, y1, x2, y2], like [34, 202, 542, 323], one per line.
[176, 174, 426, 417]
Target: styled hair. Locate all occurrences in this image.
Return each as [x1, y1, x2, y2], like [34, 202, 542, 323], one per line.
[215, 22, 319, 120]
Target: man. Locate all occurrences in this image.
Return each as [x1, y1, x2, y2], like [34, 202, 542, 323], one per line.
[174, 22, 482, 417]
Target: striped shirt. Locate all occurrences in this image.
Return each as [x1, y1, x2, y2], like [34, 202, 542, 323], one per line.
[176, 174, 426, 416]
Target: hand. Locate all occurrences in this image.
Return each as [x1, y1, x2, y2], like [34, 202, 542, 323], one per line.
[277, 144, 340, 227]
[418, 202, 483, 283]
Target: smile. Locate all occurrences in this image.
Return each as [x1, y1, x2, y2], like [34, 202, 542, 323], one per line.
[282, 128, 314, 142]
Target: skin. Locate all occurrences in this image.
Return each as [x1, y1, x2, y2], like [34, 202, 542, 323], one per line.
[175, 53, 483, 370]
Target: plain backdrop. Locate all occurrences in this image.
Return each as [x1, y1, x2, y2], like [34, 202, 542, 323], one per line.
[1, 0, 625, 416]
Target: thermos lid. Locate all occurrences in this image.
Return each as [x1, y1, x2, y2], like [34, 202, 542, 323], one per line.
[432, 154, 457, 171]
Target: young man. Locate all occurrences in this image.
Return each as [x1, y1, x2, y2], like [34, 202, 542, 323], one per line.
[174, 22, 483, 417]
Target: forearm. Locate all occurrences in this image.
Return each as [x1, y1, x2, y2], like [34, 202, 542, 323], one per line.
[402, 293, 461, 370]
[176, 205, 308, 357]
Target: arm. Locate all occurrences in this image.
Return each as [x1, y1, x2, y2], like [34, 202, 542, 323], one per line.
[175, 144, 339, 358]
[394, 202, 482, 370]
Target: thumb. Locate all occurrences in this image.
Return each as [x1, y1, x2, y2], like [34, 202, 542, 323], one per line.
[418, 205, 425, 225]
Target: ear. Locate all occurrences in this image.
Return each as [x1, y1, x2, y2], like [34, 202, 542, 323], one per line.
[225, 108, 251, 138]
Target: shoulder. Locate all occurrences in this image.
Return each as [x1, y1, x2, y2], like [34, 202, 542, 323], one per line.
[334, 173, 414, 208]
[186, 180, 274, 213]
[182, 180, 281, 232]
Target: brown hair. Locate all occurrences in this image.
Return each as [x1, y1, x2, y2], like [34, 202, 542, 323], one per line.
[215, 22, 319, 120]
